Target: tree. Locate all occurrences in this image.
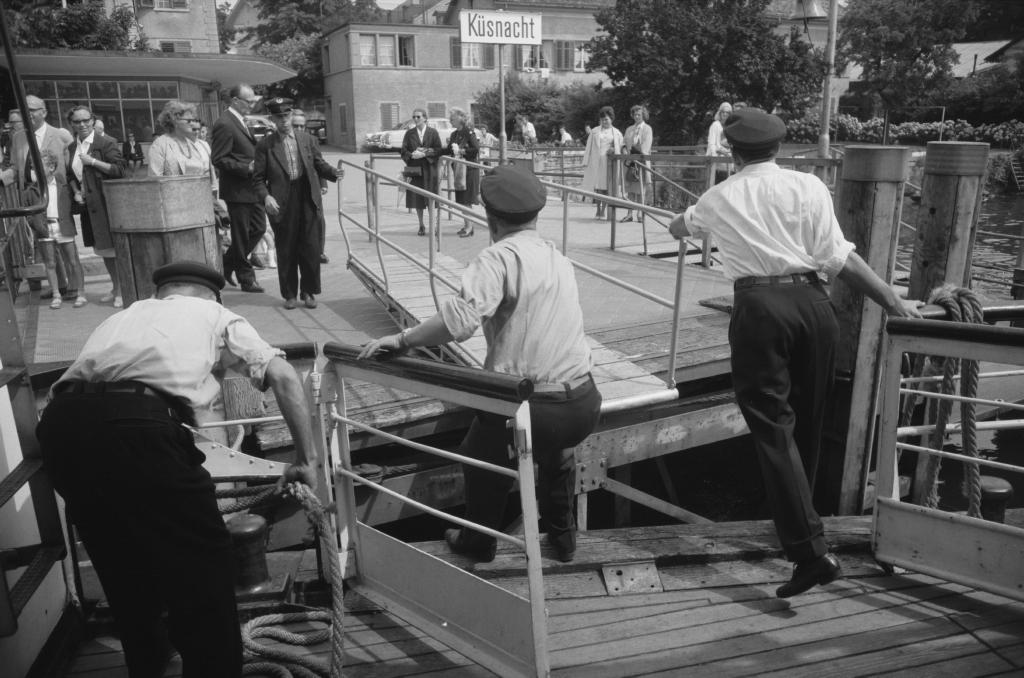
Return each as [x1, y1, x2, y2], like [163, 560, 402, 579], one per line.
[248, 0, 383, 99]
[216, 2, 236, 54]
[5, 1, 147, 51]
[587, 0, 825, 144]
[473, 74, 612, 143]
[837, 0, 979, 118]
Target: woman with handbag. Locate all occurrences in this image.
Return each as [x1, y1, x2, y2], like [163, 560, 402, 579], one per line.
[440, 107, 480, 237]
[400, 108, 442, 236]
[27, 149, 87, 309]
[621, 105, 653, 223]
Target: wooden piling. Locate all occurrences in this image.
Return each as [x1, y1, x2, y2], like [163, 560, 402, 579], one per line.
[831, 146, 911, 515]
[908, 142, 990, 299]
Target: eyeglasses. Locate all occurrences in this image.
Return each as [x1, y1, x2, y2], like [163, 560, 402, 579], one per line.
[412, 115, 423, 119]
[178, 117, 199, 123]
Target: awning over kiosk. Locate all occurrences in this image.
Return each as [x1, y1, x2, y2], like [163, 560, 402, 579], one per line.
[2, 49, 296, 86]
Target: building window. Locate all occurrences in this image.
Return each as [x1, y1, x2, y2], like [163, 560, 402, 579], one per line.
[518, 45, 548, 71]
[379, 36, 396, 67]
[360, 35, 377, 66]
[380, 102, 400, 130]
[398, 36, 415, 66]
[322, 45, 330, 73]
[338, 104, 348, 133]
[159, 41, 191, 53]
[427, 102, 446, 119]
[451, 39, 487, 69]
[574, 44, 590, 72]
[554, 41, 574, 71]
[156, 0, 188, 9]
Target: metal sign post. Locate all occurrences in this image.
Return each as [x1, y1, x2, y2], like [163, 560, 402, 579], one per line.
[459, 9, 542, 166]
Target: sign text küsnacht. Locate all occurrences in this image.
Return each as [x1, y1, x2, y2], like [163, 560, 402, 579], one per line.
[459, 10, 543, 45]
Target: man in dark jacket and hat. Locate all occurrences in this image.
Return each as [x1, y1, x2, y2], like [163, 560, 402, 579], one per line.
[669, 109, 922, 598]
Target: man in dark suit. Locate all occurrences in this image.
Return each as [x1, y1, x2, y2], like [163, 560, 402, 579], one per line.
[253, 98, 340, 310]
[211, 83, 265, 293]
[67, 105, 127, 307]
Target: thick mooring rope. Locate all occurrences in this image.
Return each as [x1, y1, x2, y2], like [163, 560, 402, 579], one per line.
[216, 483, 345, 677]
[916, 285, 985, 517]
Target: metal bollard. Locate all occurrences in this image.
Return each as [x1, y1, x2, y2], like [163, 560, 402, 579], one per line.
[979, 476, 1014, 523]
[227, 513, 271, 595]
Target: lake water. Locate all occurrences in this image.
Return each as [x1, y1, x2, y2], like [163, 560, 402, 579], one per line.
[899, 192, 1024, 301]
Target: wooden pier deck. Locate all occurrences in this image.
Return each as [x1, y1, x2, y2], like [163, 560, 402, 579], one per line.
[65, 514, 1024, 677]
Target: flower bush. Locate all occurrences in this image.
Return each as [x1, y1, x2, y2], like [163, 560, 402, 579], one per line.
[785, 113, 1024, 149]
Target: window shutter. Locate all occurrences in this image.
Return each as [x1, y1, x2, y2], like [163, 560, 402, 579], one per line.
[482, 44, 495, 70]
[450, 38, 462, 69]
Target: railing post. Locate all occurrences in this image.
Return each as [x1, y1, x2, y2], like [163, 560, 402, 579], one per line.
[908, 142, 990, 298]
[831, 145, 911, 515]
[364, 160, 376, 244]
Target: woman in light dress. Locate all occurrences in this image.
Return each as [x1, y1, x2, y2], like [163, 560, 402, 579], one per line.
[148, 100, 214, 191]
[706, 101, 733, 184]
[581, 106, 624, 219]
[621, 104, 653, 222]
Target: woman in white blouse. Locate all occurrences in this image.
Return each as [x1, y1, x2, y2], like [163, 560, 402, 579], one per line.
[148, 100, 214, 191]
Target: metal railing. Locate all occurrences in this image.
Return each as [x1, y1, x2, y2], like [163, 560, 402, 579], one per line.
[874, 317, 1024, 602]
[324, 342, 551, 677]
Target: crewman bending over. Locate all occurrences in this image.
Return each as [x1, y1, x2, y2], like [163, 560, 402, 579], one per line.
[37, 261, 317, 677]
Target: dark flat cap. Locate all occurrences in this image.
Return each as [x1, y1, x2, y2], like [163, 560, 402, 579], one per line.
[153, 261, 225, 301]
[723, 108, 787, 153]
[480, 165, 546, 224]
[266, 97, 293, 116]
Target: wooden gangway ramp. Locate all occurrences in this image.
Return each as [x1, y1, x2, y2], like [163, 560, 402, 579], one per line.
[351, 250, 699, 401]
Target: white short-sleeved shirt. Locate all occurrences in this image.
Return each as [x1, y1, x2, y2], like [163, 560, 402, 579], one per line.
[56, 295, 283, 422]
[684, 162, 856, 281]
[440, 230, 592, 385]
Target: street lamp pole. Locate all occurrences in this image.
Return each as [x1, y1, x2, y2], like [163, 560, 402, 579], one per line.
[816, 0, 839, 161]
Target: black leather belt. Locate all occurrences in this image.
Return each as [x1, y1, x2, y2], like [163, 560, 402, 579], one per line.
[55, 380, 164, 398]
[532, 374, 593, 400]
[734, 272, 820, 290]
[54, 380, 195, 425]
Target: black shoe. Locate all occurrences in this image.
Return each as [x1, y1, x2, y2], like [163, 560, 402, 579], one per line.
[776, 553, 842, 598]
[320, 253, 329, 264]
[249, 255, 265, 269]
[444, 528, 496, 563]
[457, 226, 474, 238]
[240, 282, 265, 293]
[225, 270, 237, 287]
[417, 226, 426, 236]
[546, 531, 576, 563]
[300, 292, 317, 309]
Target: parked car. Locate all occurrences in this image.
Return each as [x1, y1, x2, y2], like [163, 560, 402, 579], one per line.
[364, 117, 453, 151]
[245, 114, 275, 142]
[304, 118, 327, 144]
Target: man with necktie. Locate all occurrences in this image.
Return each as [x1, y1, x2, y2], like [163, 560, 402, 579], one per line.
[253, 98, 340, 310]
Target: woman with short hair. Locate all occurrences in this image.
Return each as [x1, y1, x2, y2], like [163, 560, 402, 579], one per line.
[440, 107, 481, 237]
[581, 106, 624, 219]
[148, 100, 213, 189]
[621, 104, 653, 222]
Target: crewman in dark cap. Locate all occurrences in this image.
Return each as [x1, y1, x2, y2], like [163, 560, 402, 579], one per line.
[359, 165, 601, 563]
[37, 261, 318, 677]
[669, 108, 923, 598]
[253, 97, 340, 310]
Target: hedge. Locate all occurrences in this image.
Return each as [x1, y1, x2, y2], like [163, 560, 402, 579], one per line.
[786, 113, 1024, 149]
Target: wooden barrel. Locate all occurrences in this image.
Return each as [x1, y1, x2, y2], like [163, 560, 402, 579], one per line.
[104, 175, 219, 306]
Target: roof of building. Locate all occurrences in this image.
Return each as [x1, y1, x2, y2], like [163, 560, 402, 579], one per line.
[950, 41, 1011, 77]
[3, 49, 296, 86]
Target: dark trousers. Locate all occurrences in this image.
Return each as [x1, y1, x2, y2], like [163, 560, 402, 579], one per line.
[460, 379, 601, 545]
[729, 282, 838, 563]
[37, 393, 242, 678]
[273, 178, 321, 300]
[223, 200, 267, 286]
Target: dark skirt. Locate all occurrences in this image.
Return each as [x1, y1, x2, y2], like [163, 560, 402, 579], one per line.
[454, 166, 481, 206]
[405, 164, 438, 210]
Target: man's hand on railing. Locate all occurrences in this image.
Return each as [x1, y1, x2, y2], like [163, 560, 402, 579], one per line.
[357, 330, 409, 360]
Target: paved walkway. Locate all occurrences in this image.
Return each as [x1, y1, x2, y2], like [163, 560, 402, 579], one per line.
[18, 150, 705, 367]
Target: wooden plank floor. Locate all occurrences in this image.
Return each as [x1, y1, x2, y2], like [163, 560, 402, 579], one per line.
[66, 515, 1024, 677]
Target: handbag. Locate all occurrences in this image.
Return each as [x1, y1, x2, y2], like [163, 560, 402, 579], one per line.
[401, 166, 422, 178]
[453, 162, 466, 191]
